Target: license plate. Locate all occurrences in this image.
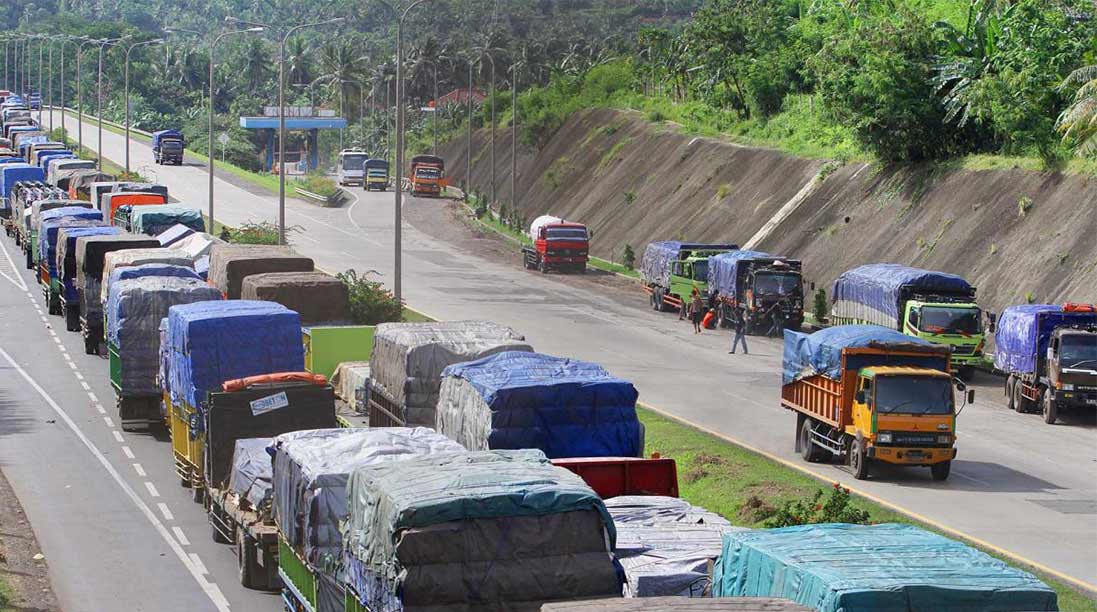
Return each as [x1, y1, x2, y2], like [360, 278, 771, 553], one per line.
[1086, 399, 1097, 406]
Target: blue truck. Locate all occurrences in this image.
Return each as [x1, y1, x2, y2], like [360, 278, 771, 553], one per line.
[708, 250, 803, 334]
[995, 303, 1097, 424]
[152, 129, 184, 165]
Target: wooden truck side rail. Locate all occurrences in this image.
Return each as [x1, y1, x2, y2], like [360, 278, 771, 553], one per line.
[781, 374, 844, 428]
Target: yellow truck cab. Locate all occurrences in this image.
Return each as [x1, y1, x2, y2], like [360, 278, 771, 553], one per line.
[782, 325, 973, 481]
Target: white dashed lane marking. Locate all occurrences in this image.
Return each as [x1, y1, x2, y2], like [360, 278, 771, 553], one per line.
[133, 464, 146, 477]
[112, 431, 124, 443]
[144, 482, 160, 498]
[121, 446, 134, 459]
[157, 503, 174, 521]
[103, 416, 114, 427]
[172, 526, 190, 546]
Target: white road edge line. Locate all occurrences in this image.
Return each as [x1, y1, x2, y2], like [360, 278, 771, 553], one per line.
[189, 553, 209, 576]
[0, 345, 230, 611]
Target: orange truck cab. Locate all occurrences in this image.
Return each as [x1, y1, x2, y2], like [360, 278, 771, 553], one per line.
[781, 325, 972, 481]
[409, 154, 446, 197]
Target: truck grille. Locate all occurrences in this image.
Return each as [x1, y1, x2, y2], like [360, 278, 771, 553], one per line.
[878, 431, 951, 448]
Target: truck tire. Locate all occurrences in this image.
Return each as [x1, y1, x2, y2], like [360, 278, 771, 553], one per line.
[1012, 383, 1028, 414]
[850, 440, 870, 480]
[84, 335, 98, 355]
[237, 531, 261, 590]
[25, 248, 31, 270]
[1005, 375, 1016, 410]
[1041, 389, 1058, 425]
[930, 460, 951, 481]
[211, 516, 231, 544]
[799, 419, 821, 463]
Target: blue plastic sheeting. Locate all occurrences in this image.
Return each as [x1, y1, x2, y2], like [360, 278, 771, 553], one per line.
[994, 305, 1097, 374]
[783, 325, 940, 384]
[39, 217, 106, 274]
[640, 241, 737, 287]
[106, 263, 201, 289]
[1, 164, 44, 198]
[439, 351, 642, 458]
[129, 205, 205, 236]
[152, 130, 183, 148]
[166, 300, 304, 407]
[157, 223, 196, 247]
[39, 206, 102, 225]
[712, 523, 1057, 612]
[37, 150, 74, 169]
[707, 250, 772, 297]
[832, 264, 974, 320]
[57, 227, 121, 299]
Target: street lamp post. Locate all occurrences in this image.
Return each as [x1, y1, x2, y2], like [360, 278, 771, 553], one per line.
[97, 37, 130, 170]
[37, 36, 44, 124]
[207, 27, 265, 236]
[47, 37, 55, 133]
[59, 36, 86, 145]
[477, 50, 496, 206]
[76, 38, 100, 154]
[510, 61, 518, 212]
[466, 56, 472, 194]
[124, 39, 164, 174]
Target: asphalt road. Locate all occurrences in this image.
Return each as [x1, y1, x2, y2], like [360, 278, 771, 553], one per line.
[2, 110, 1092, 605]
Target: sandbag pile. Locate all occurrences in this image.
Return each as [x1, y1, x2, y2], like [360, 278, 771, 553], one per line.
[437, 351, 643, 458]
[207, 244, 314, 299]
[241, 271, 350, 325]
[607, 495, 741, 598]
[106, 276, 223, 396]
[342, 449, 623, 612]
[369, 321, 532, 426]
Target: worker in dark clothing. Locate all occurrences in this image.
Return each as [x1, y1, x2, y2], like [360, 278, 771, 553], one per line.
[729, 306, 749, 354]
[766, 303, 785, 338]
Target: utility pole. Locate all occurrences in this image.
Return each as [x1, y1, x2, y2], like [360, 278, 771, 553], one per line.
[510, 62, 518, 213]
[466, 57, 472, 194]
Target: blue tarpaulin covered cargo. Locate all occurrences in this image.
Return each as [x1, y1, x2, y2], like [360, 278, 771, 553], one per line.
[152, 129, 183, 149]
[783, 325, 944, 385]
[39, 214, 106, 274]
[166, 300, 304, 407]
[832, 264, 974, 324]
[994, 304, 1097, 374]
[1, 163, 45, 206]
[37, 150, 74, 169]
[107, 263, 201, 288]
[707, 250, 774, 297]
[437, 351, 642, 458]
[129, 205, 205, 236]
[640, 241, 737, 287]
[712, 523, 1057, 611]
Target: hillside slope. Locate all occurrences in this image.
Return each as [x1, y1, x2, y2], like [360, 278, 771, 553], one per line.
[440, 108, 1097, 313]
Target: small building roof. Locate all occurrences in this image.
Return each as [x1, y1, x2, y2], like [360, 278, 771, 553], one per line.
[239, 117, 348, 130]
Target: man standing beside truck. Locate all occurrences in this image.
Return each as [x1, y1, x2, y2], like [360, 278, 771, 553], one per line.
[708, 250, 804, 335]
[729, 306, 748, 354]
[641, 241, 737, 315]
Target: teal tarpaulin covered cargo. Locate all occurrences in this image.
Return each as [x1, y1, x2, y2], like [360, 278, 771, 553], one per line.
[712, 523, 1057, 612]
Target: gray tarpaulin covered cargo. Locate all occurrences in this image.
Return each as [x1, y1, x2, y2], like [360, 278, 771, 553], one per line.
[106, 277, 223, 396]
[241, 271, 350, 325]
[207, 244, 314, 298]
[331, 361, 370, 411]
[75, 234, 162, 318]
[228, 437, 274, 510]
[542, 598, 813, 612]
[169, 232, 220, 259]
[271, 427, 463, 571]
[342, 449, 622, 612]
[607, 496, 742, 598]
[100, 248, 195, 306]
[369, 321, 532, 426]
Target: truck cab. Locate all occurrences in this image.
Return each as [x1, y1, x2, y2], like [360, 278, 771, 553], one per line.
[152, 130, 185, 165]
[409, 154, 445, 197]
[849, 366, 959, 480]
[364, 159, 389, 191]
[522, 220, 589, 274]
[738, 262, 804, 332]
[904, 300, 984, 378]
[669, 253, 716, 305]
[1043, 327, 1097, 419]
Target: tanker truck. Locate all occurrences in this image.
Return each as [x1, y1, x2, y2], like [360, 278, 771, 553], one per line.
[521, 215, 589, 274]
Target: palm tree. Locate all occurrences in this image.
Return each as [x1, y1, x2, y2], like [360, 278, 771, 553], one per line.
[240, 38, 273, 94]
[316, 41, 364, 119]
[285, 36, 311, 87]
[1057, 65, 1097, 157]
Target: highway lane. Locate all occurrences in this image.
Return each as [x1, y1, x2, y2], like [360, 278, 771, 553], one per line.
[0, 238, 278, 610]
[36, 109, 1097, 589]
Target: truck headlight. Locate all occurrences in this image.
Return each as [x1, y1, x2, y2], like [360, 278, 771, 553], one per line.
[876, 432, 892, 444]
[937, 435, 953, 444]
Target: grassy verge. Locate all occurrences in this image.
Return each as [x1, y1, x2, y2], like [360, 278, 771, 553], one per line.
[0, 578, 12, 612]
[639, 407, 1095, 610]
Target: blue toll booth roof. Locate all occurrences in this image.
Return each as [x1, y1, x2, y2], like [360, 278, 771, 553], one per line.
[239, 117, 348, 130]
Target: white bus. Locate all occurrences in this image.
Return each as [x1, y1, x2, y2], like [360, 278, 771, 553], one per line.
[337, 149, 370, 186]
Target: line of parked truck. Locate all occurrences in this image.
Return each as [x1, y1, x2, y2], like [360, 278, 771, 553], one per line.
[0, 106, 1066, 610]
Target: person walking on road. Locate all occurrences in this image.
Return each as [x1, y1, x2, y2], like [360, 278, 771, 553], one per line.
[729, 306, 749, 354]
[689, 288, 705, 334]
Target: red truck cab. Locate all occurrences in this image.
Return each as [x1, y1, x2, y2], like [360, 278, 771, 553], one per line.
[522, 217, 590, 274]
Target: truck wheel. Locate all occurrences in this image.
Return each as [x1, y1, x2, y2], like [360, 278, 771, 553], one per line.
[211, 517, 231, 545]
[1005, 375, 1016, 410]
[1041, 390, 1058, 425]
[1012, 383, 1028, 414]
[799, 419, 820, 463]
[192, 485, 205, 505]
[850, 440, 870, 480]
[84, 335, 98, 355]
[238, 531, 261, 590]
[930, 460, 951, 481]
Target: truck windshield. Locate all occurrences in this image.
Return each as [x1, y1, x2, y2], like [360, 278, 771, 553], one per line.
[755, 272, 801, 295]
[342, 154, 368, 170]
[919, 306, 981, 335]
[875, 376, 952, 415]
[546, 227, 587, 241]
[416, 168, 441, 179]
[1061, 334, 1097, 368]
[691, 260, 709, 281]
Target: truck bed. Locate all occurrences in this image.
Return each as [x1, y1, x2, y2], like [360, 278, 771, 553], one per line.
[781, 374, 845, 428]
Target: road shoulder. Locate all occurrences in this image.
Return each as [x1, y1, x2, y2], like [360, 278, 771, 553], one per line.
[0, 467, 60, 612]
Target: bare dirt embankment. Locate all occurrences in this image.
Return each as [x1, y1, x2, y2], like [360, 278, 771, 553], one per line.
[439, 108, 1097, 312]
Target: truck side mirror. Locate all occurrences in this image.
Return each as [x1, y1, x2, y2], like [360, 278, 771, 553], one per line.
[1047, 347, 1055, 361]
[967, 390, 975, 404]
